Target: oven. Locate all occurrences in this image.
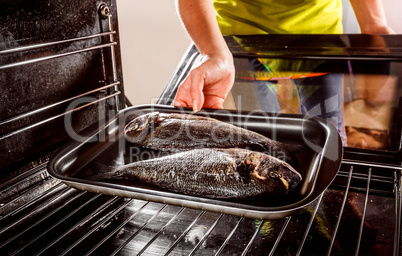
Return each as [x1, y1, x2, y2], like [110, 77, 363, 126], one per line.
[1, 1, 401, 255]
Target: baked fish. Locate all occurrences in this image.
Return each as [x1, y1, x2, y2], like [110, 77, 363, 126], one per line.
[124, 112, 300, 164]
[94, 148, 302, 198]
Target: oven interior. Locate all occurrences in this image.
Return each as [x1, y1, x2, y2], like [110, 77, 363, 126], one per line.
[1, 1, 402, 256]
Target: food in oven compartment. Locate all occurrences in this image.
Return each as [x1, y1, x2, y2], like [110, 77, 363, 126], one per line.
[124, 112, 301, 164]
[92, 148, 302, 198]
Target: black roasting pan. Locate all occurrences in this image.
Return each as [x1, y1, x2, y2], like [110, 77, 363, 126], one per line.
[47, 104, 343, 219]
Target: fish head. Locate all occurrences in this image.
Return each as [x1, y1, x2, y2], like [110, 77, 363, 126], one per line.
[124, 112, 160, 143]
[253, 155, 302, 192]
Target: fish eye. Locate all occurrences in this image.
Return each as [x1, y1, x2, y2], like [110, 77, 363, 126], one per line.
[269, 172, 279, 179]
[126, 123, 139, 133]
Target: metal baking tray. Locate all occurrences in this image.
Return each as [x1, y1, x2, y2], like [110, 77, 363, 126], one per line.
[47, 104, 343, 219]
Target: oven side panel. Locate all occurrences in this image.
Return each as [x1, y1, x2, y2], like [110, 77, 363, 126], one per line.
[0, 0, 124, 179]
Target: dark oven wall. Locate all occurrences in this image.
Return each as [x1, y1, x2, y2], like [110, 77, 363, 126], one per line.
[0, 0, 124, 179]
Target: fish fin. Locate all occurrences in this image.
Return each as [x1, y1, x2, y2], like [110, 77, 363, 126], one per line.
[252, 170, 267, 181]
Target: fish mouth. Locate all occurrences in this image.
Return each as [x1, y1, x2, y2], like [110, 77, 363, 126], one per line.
[279, 177, 289, 190]
[253, 171, 290, 191]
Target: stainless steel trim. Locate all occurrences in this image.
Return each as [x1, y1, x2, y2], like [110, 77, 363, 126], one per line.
[0, 42, 117, 70]
[60, 198, 133, 256]
[34, 196, 120, 255]
[343, 160, 402, 171]
[85, 201, 150, 256]
[1, 159, 400, 255]
[0, 189, 86, 248]
[355, 167, 372, 255]
[215, 216, 244, 256]
[241, 219, 264, 256]
[394, 170, 402, 256]
[269, 216, 292, 256]
[107, 16, 118, 84]
[189, 214, 225, 256]
[0, 92, 121, 140]
[163, 211, 206, 255]
[0, 162, 48, 191]
[0, 82, 120, 127]
[296, 192, 324, 256]
[0, 32, 116, 55]
[110, 204, 169, 256]
[107, 14, 120, 111]
[137, 207, 186, 256]
[0, 181, 66, 228]
[99, 8, 120, 112]
[9, 193, 104, 254]
[327, 165, 354, 256]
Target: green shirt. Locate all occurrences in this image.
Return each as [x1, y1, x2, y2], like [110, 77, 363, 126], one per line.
[214, 0, 343, 35]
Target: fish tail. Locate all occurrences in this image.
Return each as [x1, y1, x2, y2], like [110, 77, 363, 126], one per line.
[88, 162, 121, 180]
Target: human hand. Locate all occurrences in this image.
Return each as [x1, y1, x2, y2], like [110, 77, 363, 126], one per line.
[361, 24, 396, 53]
[173, 52, 235, 112]
[362, 24, 396, 35]
[350, 0, 396, 36]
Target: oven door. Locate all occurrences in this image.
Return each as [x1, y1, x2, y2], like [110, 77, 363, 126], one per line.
[160, 34, 402, 162]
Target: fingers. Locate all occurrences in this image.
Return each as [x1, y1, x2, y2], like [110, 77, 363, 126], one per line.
[173, 85, 190, 108]
[189, 71, 205, 112]
[204, 98, 224, 109]
[173, 70, 205, 112]
[173, 54, 234, 112]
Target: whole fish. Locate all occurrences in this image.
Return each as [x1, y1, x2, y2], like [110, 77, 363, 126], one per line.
[94, 148, 302, 198]
[124, 112, 300, 164]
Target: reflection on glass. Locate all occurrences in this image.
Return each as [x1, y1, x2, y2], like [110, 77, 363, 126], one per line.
[344, 73, 398, 150]
[227, 57, 401, 151]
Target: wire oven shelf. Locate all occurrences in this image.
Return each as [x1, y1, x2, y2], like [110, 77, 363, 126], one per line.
[0, 2, 124, 177]
[0, 160, 400, 255]
[0, 32, 122, 140]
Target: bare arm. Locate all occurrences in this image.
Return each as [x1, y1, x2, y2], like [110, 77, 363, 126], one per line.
[174, 0, 235, 112]
[350, 0, 395, 34]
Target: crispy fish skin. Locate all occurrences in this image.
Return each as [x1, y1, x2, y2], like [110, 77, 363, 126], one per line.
[124, 112, 297, 163]
[99, 148, 302, 198]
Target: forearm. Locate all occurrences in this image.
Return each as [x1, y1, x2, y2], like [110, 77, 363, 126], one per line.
[175, 0, 230, 57]
[174, 0, 235, 111]
[349, 0, 395, 34]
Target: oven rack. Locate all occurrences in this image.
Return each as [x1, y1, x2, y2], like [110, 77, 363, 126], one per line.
[0, 32, 117, 69]
[0, 9, 123, 156]
[0, 80, 120, 141]
[0, 160, 400, 255]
